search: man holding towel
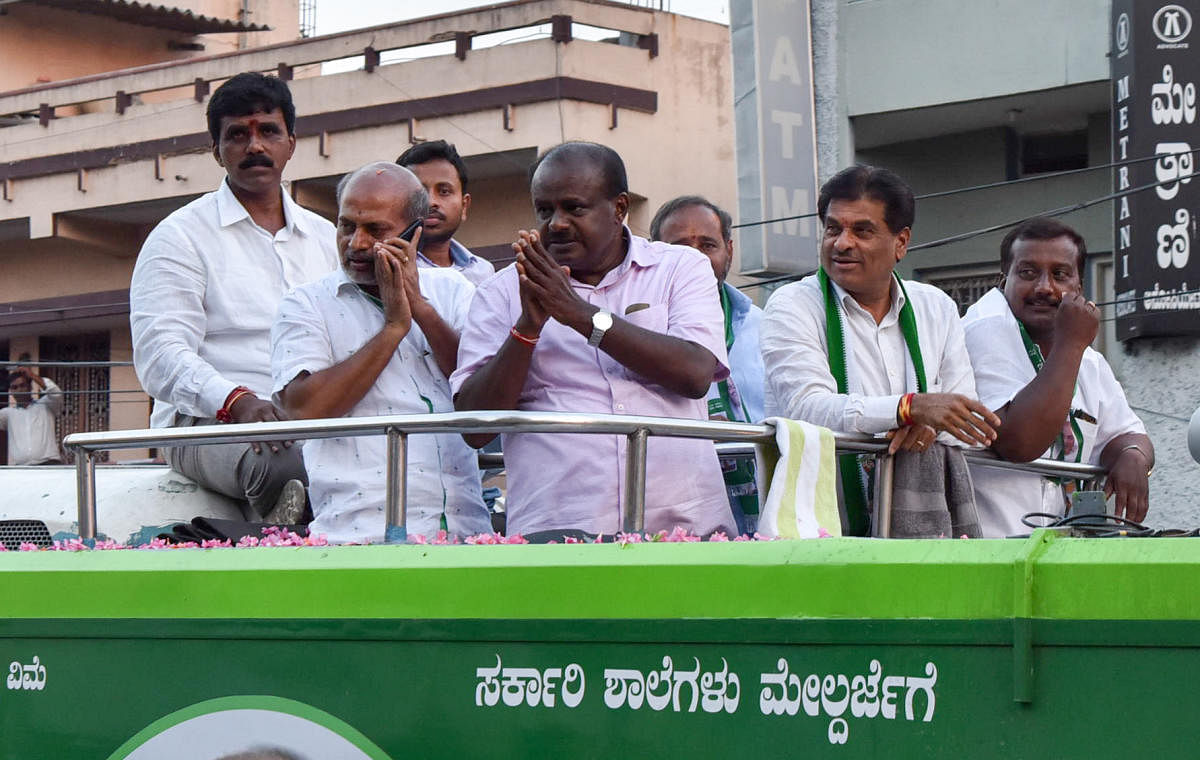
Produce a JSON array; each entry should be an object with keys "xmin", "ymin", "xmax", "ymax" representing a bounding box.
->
[{"xmin": 760, "ymin": 165, "xmax": 999, "ymax": 536}]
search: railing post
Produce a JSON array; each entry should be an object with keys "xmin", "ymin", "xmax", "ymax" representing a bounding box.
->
[
  {"xmin": 622, "ymin": 428, "xmax": 649, "ymax": 533},
  {"xmin": 872, "ymin": 453, "xmax": 895, "ymax": 538},
  {"xmin": 384, "ymin": 427, "xmax": 408, "ymax": 543},
  {"xmin": 74, "ymin": 449, "xmax": 97, "ymax": 540}
]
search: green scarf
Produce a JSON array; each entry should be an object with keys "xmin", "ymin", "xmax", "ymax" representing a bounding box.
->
[
  {"xmin": 1016, "ymin": 321, "xmax": 1085, "ymax": 488},
  {"xmin": 819, "ymin": 268, "xmax": 927, "ymax": 536},
  {"xmin": 707, "ymin": 285, "xmax": 757, "ymax": 520}
]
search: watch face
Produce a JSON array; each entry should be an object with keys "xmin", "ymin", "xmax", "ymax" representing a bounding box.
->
[{"xmin": 593, "ymin": 310, "xmax": 614, "ymax": 330}]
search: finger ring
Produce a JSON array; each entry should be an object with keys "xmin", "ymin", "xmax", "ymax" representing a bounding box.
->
[
  {"xmin": 401, "ymin": 256, "xmax": 408, "ymax": 263},
  {"xmin": 1087, "ymin": 300, "xmax": 1096, "ymax": 308}
]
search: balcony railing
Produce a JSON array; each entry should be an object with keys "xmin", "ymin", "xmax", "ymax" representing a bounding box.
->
[{"xmin": 63, "ymin": 411, "xmax": 1105, "ymax": 541}]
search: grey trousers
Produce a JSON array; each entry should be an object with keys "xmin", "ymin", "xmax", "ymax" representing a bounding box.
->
[{"xmin": 165, "ymin": 414, "xmax": 307, "ymax": 519}]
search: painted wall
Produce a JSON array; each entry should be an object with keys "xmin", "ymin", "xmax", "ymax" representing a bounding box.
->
[
  {"xmin": 0, "ymin": 2, "xmax": 299, "ymax": 95},
  {"xmin": 843, "ymin": 0, "xmax": 1110, "ymax": 117}
]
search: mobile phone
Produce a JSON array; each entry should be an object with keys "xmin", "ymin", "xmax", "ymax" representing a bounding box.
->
[{"xmin": 399, "ymin": 218, "xmax": 423, "ymax": 242}]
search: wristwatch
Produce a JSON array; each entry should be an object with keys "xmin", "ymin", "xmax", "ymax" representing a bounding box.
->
[{"xmin": 588, "ymin": 309, "xmax": 614, "ymax": 347}]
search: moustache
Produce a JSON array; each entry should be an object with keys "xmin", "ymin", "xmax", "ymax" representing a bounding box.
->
[
  {"xmin": 238, "ymin": 155, "xmax": 274, "ymax": 170},
  {"xmin": 1026, "ymin": 297, "xmax": 1060, "ymax": 308}
]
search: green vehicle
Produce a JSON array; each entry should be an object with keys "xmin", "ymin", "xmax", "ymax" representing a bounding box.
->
[{"xmin": 2, "ymin": 413, "xmax": 1194, "ymax": 759}]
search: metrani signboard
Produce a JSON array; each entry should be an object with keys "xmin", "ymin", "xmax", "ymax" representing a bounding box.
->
[
  {"xmin": 1112, "ymin": 0, "xmax": 1200, "ymax": 339},
  {"xmin": 730, "ymin": 0, "xmax": 820, "ymax": 276}
]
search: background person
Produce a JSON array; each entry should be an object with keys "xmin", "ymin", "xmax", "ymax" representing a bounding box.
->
[
  {"xmin": 397, "ymin": 139, "xmax": 495, "ymax": 286},
  {"xmin": 650, "ymin": 195, "xmax": 764, "ymax": 532},
  {"xmin": 0, "ymin": 363, "xmax": 65, "ymax": 465}
]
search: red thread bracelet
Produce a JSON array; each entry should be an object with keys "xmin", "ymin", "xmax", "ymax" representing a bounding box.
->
[
  {"xmin": 509, "ymin": 326, "xmax": 539, "ymax": 347},
  {"xmin": 216, "ymin": 386, "xmax": 252, "ymax": 423}
]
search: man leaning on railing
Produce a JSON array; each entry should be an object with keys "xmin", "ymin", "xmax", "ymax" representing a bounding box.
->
[{"xmin": 962, "ymin": 218, "xmax": 1154, "ymax": 536}]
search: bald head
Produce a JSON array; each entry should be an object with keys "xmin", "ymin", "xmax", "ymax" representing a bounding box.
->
[
  {"xmin": 336, "ymin": 162, "xmax": 429, "ymax": 290},
  {"xmin": 337, "ymin": 161, "xmax": 428, "ymax": 220}
]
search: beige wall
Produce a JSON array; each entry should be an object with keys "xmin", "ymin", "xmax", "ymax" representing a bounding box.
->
[
  {"xmin": 0, "ymin": 239, "xmax": 136, "ymax": 304},
  {"xmin": 0, "ymin": 2, "xmax": 299, "ymax": 94},
  {"xmin": 108, "ymin": 329, "xmax": 149, "ymax": 462},
  {"xmin": 0, "ymin": 5, "xmax": 187, "ymax": 94}
]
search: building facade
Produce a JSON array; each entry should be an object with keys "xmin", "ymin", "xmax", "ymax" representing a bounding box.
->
[
  {"xmin": 807, "ymin": 0, "xmax": 1200, "ymax": 525},
  {"xmin": 0, "ymin": 0, "xmax": 738, "ymax": 460}
]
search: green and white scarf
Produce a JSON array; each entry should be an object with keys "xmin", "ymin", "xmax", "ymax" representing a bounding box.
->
[
  {"xmin": 819, "ymin": 268, "xmax": 927, "ymax": 536},
  {"xmin": 707, "ymin": 285, "xmax": 758, "ymax": 520}
]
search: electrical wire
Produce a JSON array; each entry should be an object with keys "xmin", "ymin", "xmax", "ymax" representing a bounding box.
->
[
  {"xmin": 1128, "ymin": 405, "xmax": 1192, "ymax": 423},
  {"xmin": 736, "ymin": 168, "xmax": 1194, "ymax": 292},
  {"xmin": 730, "ymin": 145, "xmax": 1200, "ymax": 231},
  {"xmin": 1019, "ymin": 511, "xmax": 1200, "ymax": 538}
]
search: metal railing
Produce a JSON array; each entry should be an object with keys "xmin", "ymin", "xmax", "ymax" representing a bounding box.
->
[{"xmin": 63, "ymin": 411, "xmax": 1106, "ymax": 541}]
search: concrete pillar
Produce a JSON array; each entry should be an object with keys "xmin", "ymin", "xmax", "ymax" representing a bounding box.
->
[
  {"xmin": 108, "ymin": 327, "xmax": 150, "ymax": 462},
  {"xmin": 810, "ymin": 0, "xmax": 853, "ymax": 183},
  {"xmin": 1114, "ymin": 337, "xmax": 1200, "ymax": 527}
]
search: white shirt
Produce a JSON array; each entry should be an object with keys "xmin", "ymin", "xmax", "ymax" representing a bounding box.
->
[
  {"xmin": 130, "ymin": 180, "xmax": 337, "ymax": 427},
  {"xmin": 0, "ymin": 379, "xmax": 63, "ymax": 465},
  {"xmin": 417, "ymin": 239, "xmax": 496, "ymax": 287},
  {"xmin": 761, "ymin": 274, "xmax": 978, "ymax": 433},
  {"xmin": 271, "ymin": 267, "xmax": 492, "ymax": 544},
  {"xmin": 962, "ymin": 288, "xmax": 1147, "ymax": 537}
]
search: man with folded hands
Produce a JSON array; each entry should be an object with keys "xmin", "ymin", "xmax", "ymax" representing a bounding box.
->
[{"xmin": 452, "ymin": 142, "xmax": 736, "ymax": 538}]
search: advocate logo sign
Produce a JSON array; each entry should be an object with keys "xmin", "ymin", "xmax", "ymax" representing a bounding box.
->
[
  {"xmin": 1154, "ymin": 4, "xmax": 1192, "ymax": 48},
  {"xmin": 1117, "ymin": 12, "xmax": 1131, "ymax": 56}
]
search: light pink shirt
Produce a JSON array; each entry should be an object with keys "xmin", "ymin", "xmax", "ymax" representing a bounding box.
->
[{"xmin": 450, "ymin": 232, "xmax": 735, "ymax": 537}]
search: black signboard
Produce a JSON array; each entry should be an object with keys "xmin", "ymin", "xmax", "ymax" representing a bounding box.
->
[{"xmin": 1112, "ymin": 0, "xmax": 1200, "ymax": 339}]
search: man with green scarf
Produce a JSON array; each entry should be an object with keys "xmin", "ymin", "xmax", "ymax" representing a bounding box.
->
[
  {"xmin": 651, "ymin": 196, "xmax": 764, "ymax": 532},
  {"xmin": 963, "ymin": 217, "xmax": 1152, "ymax": 536},
  {"xmin": 760, "ymin": 165, "xmax": 1000, "ymax": 535}
]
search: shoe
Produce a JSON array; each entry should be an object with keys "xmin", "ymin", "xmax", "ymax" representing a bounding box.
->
[{"xmin": 262, "ymin": 479, "xmax": 306, "ymax": 525}]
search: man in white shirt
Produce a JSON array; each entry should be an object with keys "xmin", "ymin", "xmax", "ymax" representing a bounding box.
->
[
  {"xmin": 397, "ymin": 140, "xmax": 496, "ymax": 287},
  {"xmin": 0, "ymin": 366, "xmax": 64, "ymax": 465},
  {"xmin": 760, "ymin": 165, "xmax": 999, "ymax": 535},
  {"xmin": 962, "ymin": 217, "xmax": 1153, "ymax": 536},
  {"xmin": 130, "ymin": 72, "xmax": 337, "ymax": 522},
  {"xmin": 272, "ymin": 162, "xmax": 491, "ymax": 543},
  {"xmin": 650, "ymin": 195, "xmax": 765, "ymax": 533}
]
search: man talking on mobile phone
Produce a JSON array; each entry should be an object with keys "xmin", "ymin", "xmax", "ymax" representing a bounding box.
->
[{"xmin": 270, "ymin": 162, "xmax": 491, "ymax": 544}]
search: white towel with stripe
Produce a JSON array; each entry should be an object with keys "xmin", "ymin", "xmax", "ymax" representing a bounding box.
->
[{"xmin": 756, "ymin": 417, "xmax": 841, "ymax": 538}]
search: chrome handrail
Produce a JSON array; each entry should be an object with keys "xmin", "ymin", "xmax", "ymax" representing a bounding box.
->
[{"xmin": 64, "ymin": 411, "xmax": 1106, "ymax": 541}]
